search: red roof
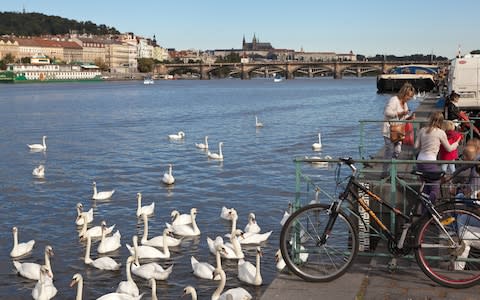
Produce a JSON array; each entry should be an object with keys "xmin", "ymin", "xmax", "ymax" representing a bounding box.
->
[{"xmin": 15, "ymin": 38, "xmax": 81, "ymax": 49}]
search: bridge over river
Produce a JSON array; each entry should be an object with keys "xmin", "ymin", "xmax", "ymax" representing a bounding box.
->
[{"xmin": 154, "ymin": 60, "xmax": 448, "ymax": 80}]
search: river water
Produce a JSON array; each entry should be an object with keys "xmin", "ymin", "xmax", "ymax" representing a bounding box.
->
[{"xmin": 0, "ymin": 78, "xmax": 393, "ymax": 299}]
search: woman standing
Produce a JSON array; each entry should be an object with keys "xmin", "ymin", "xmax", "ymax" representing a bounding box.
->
[
  {"xmin": 382, "ymin": 82, "xmax": 416, "ymax": 177},
  {"xmin": 415, "ymin": 112, "xmax": 461, "ymax": 204}
]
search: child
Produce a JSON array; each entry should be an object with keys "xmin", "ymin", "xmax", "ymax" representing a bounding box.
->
[{"xmin": 439, "ymin": 120, "xmax": 463, "ymax": 174}]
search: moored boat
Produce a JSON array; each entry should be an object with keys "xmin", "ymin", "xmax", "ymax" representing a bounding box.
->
[
  {"xmin": 143, "ymin": 76, "xmax": 154, "ymax": 85},
  {"xmin": 376, "ymin": 64, "xmax": 438, "ymax": 93}
]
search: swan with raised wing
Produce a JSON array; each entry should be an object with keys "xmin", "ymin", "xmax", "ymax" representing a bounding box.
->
[
  {"xmin": 131, "ymin": 252, "xmax": 173, "ymax": 280},
  {"xmin": 208, "ymin": 142, "xmax": 224, "ymax": 161},
  {"xmin": 79, "ymin": 216, "xmax": 115, "ymax": 239},
  {"xmin": 168, "ymin": 131, "xmax": 185, "ymax": 140},
  {"xmin": 32, "ymin": 165, "xmax": 45, "ymax": 178},
  {"xmin": 97, "ymin": 225, "xmax": 121, "ymax": 254},
  {"xmin": 75, "ymin": 203, "xmax": 93, "ymax": 226},
  {"xmin": 192, "ymin": 244, "xmax": 226, "ymax": 280},
  {"xmin": 183, "ymin": 286, "xmax": 198, "ymax": 300},
  {"xmin": 28, "ymin": 136, "xmax": 47, "ymax": 151},
  {"xmin": 244, "ymin": 213, "xmax": 261, "ymax": 234},
  {"xmin": 312, "ymin": 133, "xmax": 322, "ymax": 151},
  {"xmin": 10, "ymin": 226, "xmax": 35, "ymax": 258},
  {"xmin": 136, "ymin": 192, "xmax": 154, "ymax": 217},
  {"xmin": 255, "ymin": 115, "xmax": 264, "ymax": 128},
  {"xmin": 13, "ymin": 245, "xmax": 54, "ymax": 281},
  {"xmin": 32, "ymin": 265, "xmax": 56, "ymax": 300},
  {"xmin": 171, "ymin": 209, "xmax": 192, "ymax": 226},
  {"xmin": 116, "ymin": 256, "xmax": 139, "ymax": 297},
  {"xmin": 195, "ymin": 135, "xmax": 209, "ymax": 150},
  {"xmin": 238, "ymin": 247, "xmax": 263, "ymax": 286},
  {"xmin": 126, "ymin": 234, "xmax": 170, "ymax": 259},
  {"xmin": 141, "ymin": 213, "xmax": 182, "ymax": 247},
  {"xmin": 212, "ymin": 268, "xmax": 252, "ymax": 300},
  {"xmin": 84, "ymin": 234, "xmax": 121, "ymax": 270},
  {"xmin": 162, "ymin": 164, "xmax": 175, "ymax": 185},
  {"xmin": 166, "ymin": 208, "xmax": 201, "ymax": 236},
  {"xmin": 92, "ymin": 181, "xmax": 115, "ymax": 200}
]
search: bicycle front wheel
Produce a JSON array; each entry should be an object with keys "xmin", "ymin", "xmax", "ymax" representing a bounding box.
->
[
  {"xmin": 280, "ymin": 203, "xmax": 358, "ymax": 282},
  {"xmin": 415, "ymin": 203, "xmax": 480, "ymax": 288}
]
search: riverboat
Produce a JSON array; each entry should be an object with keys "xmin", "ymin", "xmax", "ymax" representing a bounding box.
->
[
  {"xmin": 376, "ymin": 64, "xmax": 438, "ymax": 93},
  {"xmin": 143, "ymin": 76, "xmax": 154, "ymax": 85},
  {"xmin": 0, "ymin": 63, "xmax": 103, "ymax": 83},
  {"xmin": 273, "ymin": 73, "xmax": 283, "ymax": 83},
  {"xmin": 448, "ymin": 53, "xmax": 480, "ymax": 109}
]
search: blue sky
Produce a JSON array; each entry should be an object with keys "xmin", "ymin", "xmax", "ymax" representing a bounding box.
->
[{"xmin": 2, "ymin": 0, "xmax": 478, "ymax": 58}]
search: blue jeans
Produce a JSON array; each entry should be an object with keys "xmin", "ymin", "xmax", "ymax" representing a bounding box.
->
[{"xmin": 383, "ymin": 136, "xmax": 402, "ymax": 174}]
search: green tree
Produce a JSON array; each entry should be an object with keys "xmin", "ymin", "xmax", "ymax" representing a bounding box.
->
[
  {"xmin": 94, "ymin": 58, "xmax": 108, "ymax": 71},
  {"xmin": 3, "ymin": 53, "xmax": 15, "ymax": 64},
  {"xmin": 137, "ymin": 58, "xmax": 155, "ymax": 73}
]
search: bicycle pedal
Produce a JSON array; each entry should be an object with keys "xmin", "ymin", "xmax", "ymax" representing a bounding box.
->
[{"xmin": 441, "ymin": 216, "xmax": 455, "ymax": 225}]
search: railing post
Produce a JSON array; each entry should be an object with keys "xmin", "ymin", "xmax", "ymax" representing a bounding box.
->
[
  {"xmin": 294, "ymin": 160, "xmax": 302, "ymax": 211},
  {"xmin": 359, "ymin": 121, "xmax": 365, "ymax": 158},
  {"xmin": 389, "ymin": 160, "xmax": 397, "ymax": 232}
]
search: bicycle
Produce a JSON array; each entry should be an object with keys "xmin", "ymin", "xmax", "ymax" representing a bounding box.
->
[{"xmin": 280, "ymin": 157, "xmax": 480, "ymax": 288}]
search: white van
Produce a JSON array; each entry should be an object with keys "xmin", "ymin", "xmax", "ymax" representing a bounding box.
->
[{"xmin": 448, "ymin": 54, "xmax": 480, "ymax": 108}]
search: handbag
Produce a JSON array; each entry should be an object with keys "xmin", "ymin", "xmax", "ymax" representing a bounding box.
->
[{"xmin": 389, "ymin": 122, "xmax": 406, "ymax": 143}]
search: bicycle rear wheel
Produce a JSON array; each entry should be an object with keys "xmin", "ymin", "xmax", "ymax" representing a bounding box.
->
[
  {"xmin": 280, "ymin": 203, "xmax": 358, "ymax": 282},
  {"xmin": 415, "ymin": 203, "xmax": 480, "ymax": 288}
]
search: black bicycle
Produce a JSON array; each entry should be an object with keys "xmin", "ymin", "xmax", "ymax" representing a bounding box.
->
[{"xmin": 280, "ymin": 158, "xmax": 480, "ymax": 288}]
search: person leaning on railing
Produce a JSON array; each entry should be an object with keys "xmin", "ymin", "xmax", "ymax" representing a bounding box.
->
[
  {"xmin": 415, "ymin": 112, "xmax": 461, "ymax": 204},
  {"xmin": 382, "ymin": 82, "xmax": 416, "ymax": 177}
]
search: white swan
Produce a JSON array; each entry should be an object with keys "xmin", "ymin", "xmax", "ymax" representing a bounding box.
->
[
  {"xmin": 126, "ymin": 234, "xmax": 170, "ymax": 259},
  {"xmin": 228, "ymin": 209, "xmax": 271, "ymax": 245},
  {"xmin": 307, "ymin": 155, "xmax": 332, "ymax": 168},
  {"xmin": 192, "ymin": 244, "xmax": 225, "ymax": 280},
  {"xmin": 150, "ymin": 278, "xmax": 158, "ymax": 300},
  {"xmin": 183, "ymin": 286, "xmax": 198, "ymax": 300},
  {"xmin": 136, "ymin": 192, "xmax": 155, "ymax": 217},
  {"xmin": 92, "ymin": 181, "xmax": 115, "ymax": 200},
  {"xmin": 28, "ymin": 135, "xmax": 47, "ymax": 151},
  {"xmin": 244, "ymin": 213, "xmax": 261, "ymax": 234},
  {"xmin": 116, "ymin": 256, "xmax": 139, "ymax": 297},
  {"xmin": 79, "ymin": 217, "xmax": 115, "ymax": 239},
  {"xmin": 141, "ymin": 213, "xmax": 182, "ymax": 247},
  {"xmin": 132, "ymin": 253, "xmax": 173, "ymax": 280},
  {"xmin": 275, "ymin": 249, "xmax": 286, "ymax": 271},
  {"xmin": 312, "ymin": 133, "xmax": 322, "ymax": 151},
  {"xmin": 162, "ymin": 164, "xmax": 175, "ymax": 185},
  {"xmin": 208, "ymin": 142, "xmax": 224, "ymax": 161},
  {"xmin": 166, "ymin": 208, "xmax": 201, "ymax": 236},
  {"xmin": 171, "ymin": 209, "xmax": 192, "ymax": 226},
  {"xmin": 168, "ymin": 131, "xmax": 185, "ymax": 140},
  {"xmin": 212, "ymin": 269, "xmax": 252, "ymax": 300},
  {"xmin": 238, "ymin": 247, "xmax": 263, "ymax": 286},
  {"xmin": 220, "ymin": 206, "xmax": 234, "ymax": 220},
  {"xmin": 255, "ymin": 115, "xmax": 264, "ymax": 128},
  {"xmin": 280, "ymin": 203, "xmax": 293, "ymax": 226},
  {"xmin": 84, "ymin": 234, "xmax": 121, "ymax": 270},
  {"xmin": 222, "ymin": 230, "xmax": 244, "ymax": 259},
  {"xmin": 32, "ymin": 165, "xmax": 45, "ymax": 178},
  {"xmin": 195, "ymin": 135, "xmax": 209, "ymax": 150},
  {"xmin": 70, "ymin": 273, "xmax": 84, "ymax": 300},
  {"xmin": 13, "ymin": 245, "xmax": 54, "ymax": 281},
  {"xmin": 32, "ymin": 265, "xmax": 57, "ymax": 300},
  {"xmin": 97, "ymin": 226, "xmax": 121, "ymax": 254},
  {"xmin": 309, "ymin": 188, "xmax": 320, "ymax": 204},
  {"xmin": 75, "ymin": 203, "xmax": 93, "ymax": 226},
  {"xmin": 10, "ymin": 226, "xmax": 35, "ymax": 258}
]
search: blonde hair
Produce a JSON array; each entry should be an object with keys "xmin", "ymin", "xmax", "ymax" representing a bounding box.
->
[
  {"xmin": 397, "ymin": 82, "xmax": 415, "ymax": 101},
  {"xmin": 427, "ymin": 111, "xmax": 444, "ymax": 133},
  {"xmin": 443, "ymin": 120, "xmax": 455, "ymax": 131}
]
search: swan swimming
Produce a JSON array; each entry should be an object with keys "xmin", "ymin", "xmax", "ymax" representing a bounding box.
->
[
  {"xmin": 238, "ymin": 247, "xmax": 263, "ymax": 286},
  {"xmin": 32, "ymin": 265, "xmax": 57, "ymax": 300},
  {"xmin": 312, "ymin": 133, "xmax": 322, "ymax": 151},
  {"xmin": 10, "ymin": 226, "xmax": 35, "ymax": 258},
  {"xmin": 13, "ymin": 245, "xmax": 54, "ymax": 281},
  {"xmin": 195, "ymin": 135, "xmax": 209, "ymax": 150},
  {"xmin": 141, "ymin": 213, "xmax": 182, "ymax": 247},
  {"xmin": 192, "ymin": 244, "xmax": 226, "ymax": 280},
  {"xmin": 71, "ymin": 273, "xmax": 144, "ymax": 300},
  {"xmin": 168, "ymin": 131, "xmax": 185, "ymax": 140},
  {"xmin": 84, "ymin": 234, "xmax": 121, "ymax": 270},
  {"xmin": 97, "ymin": 225, "xmax": 121, "ymax": 254},
  {"xmin": 32, "ymin": 165, "xmax": 45, "ymax": 178},
  {"xmin": 136, "ymin": 192, "xmax": 155, "ymax": 217},
  {"xmin": 207, "ymin": 142, "xmax": 224, "ymax": 161},
  {"xmin": 116, "ymin": 256, "xmax": 139, "ymax": 297},
  {"xmin": 171, "ymin": 209, "xmax": 193, "ymax": 226},
  {"xmin": 132, "ymin": 252, "xmax": 173, "ymax": 280},
  {"xmin": 228, "ymin": 209, "xmax": 272, "ymax": 245},
  {"xmin": 162, "ymin": 164, "xmax": 175, "ymax": 185},
  {"xmin": 220, "ymin": 206, "xmax": 234, "ymax": 220},
  {"xmin": 70, "ymin": 273, "xmax": 84, "ymax": 300},
  {"xmin": 212, "ymin": 268, "xmax": 252, "ymax": 300},
  {"xmin": 92, "ymin": 181, "xmax": 115, "ymax": 200},
  {"xmin": 166, "ymin": 208, "xmax": 201, "ymax": 236},
  {"xmin": 75, "ymin": 203, "xmax": 93, "ymax": 226},
  {"xmin": 78, "ymin": 217, "xmax": 115, "ymax": 239},
  {"xmin": 150, "ymin": 278, "xmax": 159, "ymax": 300},
  {"xmin": 255, "ymin": 115, "xmax": 264, "ymax": 128},
  {"xmin": 182, "ymin": 286, "xmax": 198, "ymax": 300},
  {"xmin": 126, "ymin": 234, "xmax": 170, "ymax": 259},
  {"xmin": 244, "ymin": 212, "xmax": 261, "ymax": 234},
  {"xmin": 27, "ymin": 136, "xmax": 47, "ymax": 151}
]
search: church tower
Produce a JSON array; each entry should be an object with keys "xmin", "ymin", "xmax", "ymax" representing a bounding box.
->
[{"xmin": 252, "ymin": 33, "xmax": 257, "ymax": 50}]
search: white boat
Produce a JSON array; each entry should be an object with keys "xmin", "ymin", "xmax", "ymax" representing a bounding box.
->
[
  {"xmin": 376, "ymin": 65, "xmax": 438, "ymax": 93},
  {"xmin": 143, "ymin": 76, "xmax": 154, "ymax": 85},
  {"xmin": 448, "ymin": 53, "xmax": 480, "ymax": 108},
  {"xmin": 273, "ymin": 73, "xmax": 283, "ymax": 83}
]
